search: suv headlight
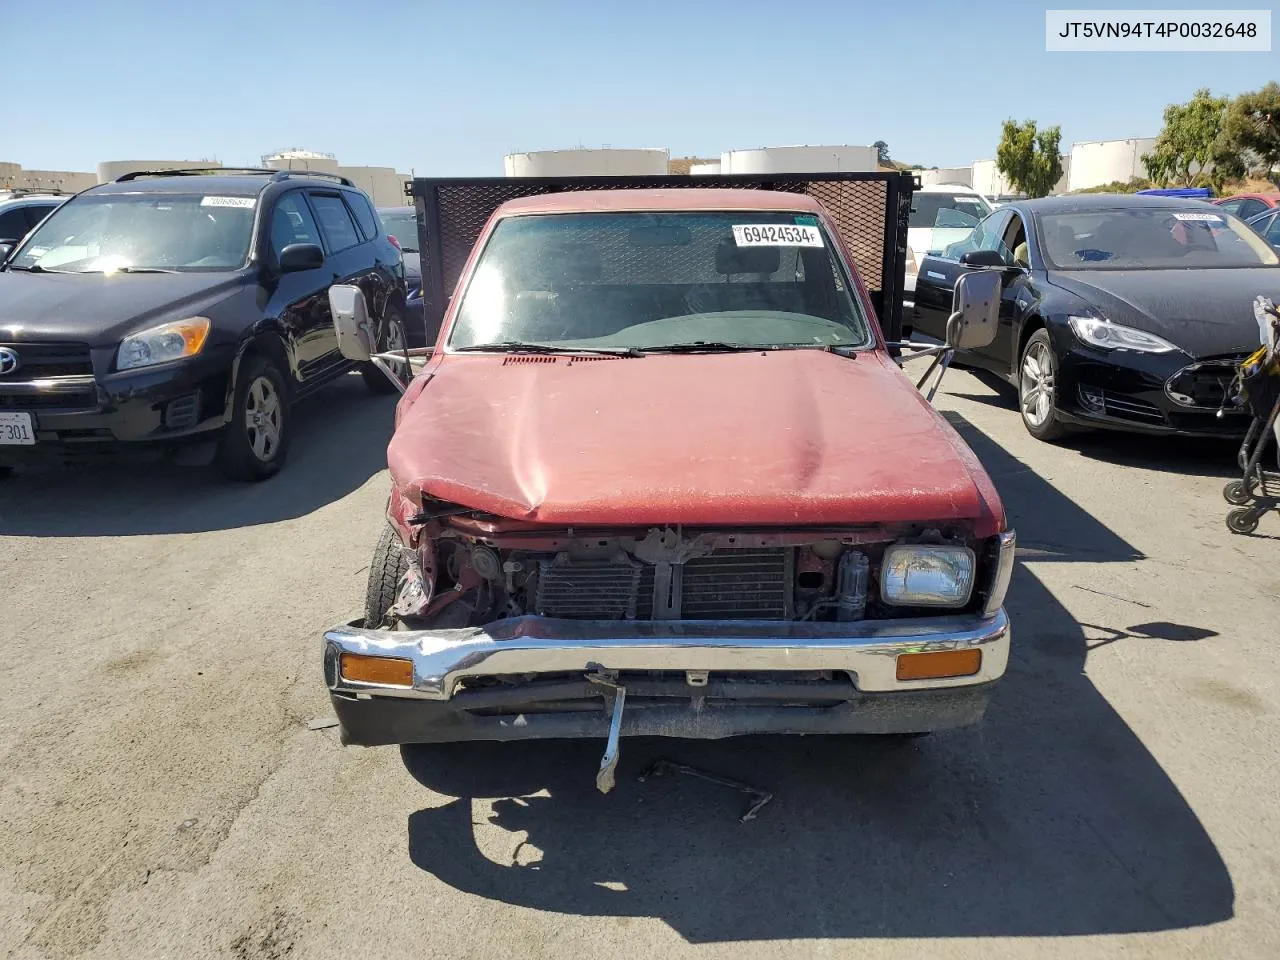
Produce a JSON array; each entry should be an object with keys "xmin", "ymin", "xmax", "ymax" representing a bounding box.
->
[
  {"xmin": 881, "ymin": 544, "xmax": 976, "ymax": 607},
  {"xmin": 1067, "ymin": 315, "xmax": 1178, "ymax": 353},
  {"xmin": 118, "ymin": 317, "xmax": 211, "ymax": 371}
]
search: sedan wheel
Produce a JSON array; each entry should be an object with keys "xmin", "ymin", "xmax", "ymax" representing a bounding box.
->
[{"xmin": 1018, "ymin": 329, "xmax": 1066, "ymax": 441}]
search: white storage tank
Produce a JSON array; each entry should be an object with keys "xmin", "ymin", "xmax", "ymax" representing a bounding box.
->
[
  {"xmin": 1067, "ymin": 138, "xmax": 1157, "ymax": 192},
  {"xmin": 504, "ymin": 148, "xmax": 669, "ymax": 177},
  {"xmin": 689, "ymin": 161, "xmax": 722, "ymax": 176},
  {"xmin": 720, "ymin": 145, "xmax": 879, "ymax": 174},
  {"xmin": 97, "ymin": 159, "xmax": 222, "ymax": 183},
  {"xmin": 262, "ymin": 149, "xmax": 340, "ymax": 175}
]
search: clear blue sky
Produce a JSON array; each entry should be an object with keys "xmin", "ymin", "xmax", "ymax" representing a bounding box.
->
[{"xmin": 2, "ymin": 0, "xmax": 1274, "ymax": 175}]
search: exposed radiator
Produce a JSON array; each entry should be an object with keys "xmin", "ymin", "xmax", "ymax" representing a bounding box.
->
[
  {"xmin": 680, "ymin": 549, "xmax": 792, "ymax": 620},
  {"xmin": 535, "ymin": 556, "xmax": 643, "ymax": 619},
  {"xmin": 533, "ymin": 548, "xmax": 792, "ymax": 620}
]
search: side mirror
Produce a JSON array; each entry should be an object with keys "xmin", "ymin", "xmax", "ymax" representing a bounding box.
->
[
  {"xmin": 328, "ymin": 284, "xmax": 373, "ymax": 362},
  {"xmin": 946, "ymin": 269, "xmax": 1001, "ymax": 350},
  {"xmin": 959, "ymin": 249, "xmax": 1007, "ymax": 269},
  {"xmin": 0, "ymin": 241, "xmax": 15, "ymax": 262},
  {"xmin": 279, "ymin": 243, "xmax": 324, "ymax": 274}
]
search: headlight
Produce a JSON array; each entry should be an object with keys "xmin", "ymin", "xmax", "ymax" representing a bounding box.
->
[
  {"xmin": 1067, "ymin": 315, "xmax": 1178, "ymax": 353},
  {"xmin": 880, "ymin": 544, "xmax": 976, "ymax": 607},
  {"xmin": 118, "ymin": 317, "xmax": 211, "ymax": 370}
]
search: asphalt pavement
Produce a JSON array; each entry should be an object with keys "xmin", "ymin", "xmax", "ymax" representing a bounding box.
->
[{"xmin": 1, "ymin": 368, "xmax": 1277, "ymax": 960}]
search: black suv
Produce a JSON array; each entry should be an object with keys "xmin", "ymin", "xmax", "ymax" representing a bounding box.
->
[{"xmin": 0, "ymin": 168, "xmax": 407, "ymax": 480}]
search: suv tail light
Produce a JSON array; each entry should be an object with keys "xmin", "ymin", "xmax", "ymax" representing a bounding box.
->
[{"xmin": 388, "ymin": 234, "xmax": 401, "ymax": 251}]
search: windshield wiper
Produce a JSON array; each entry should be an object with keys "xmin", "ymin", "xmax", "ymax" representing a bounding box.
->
[
  {"xmin": 636, "ymin": 341, "xmax": 774, "ymax": 354},
  {"xmin": 79, "ymin": 266, "xmax": 179, "ymax": 274},
  {"xmin": 454, "ymin": 340, "xmax": 643, "ymax": 357},
  {"xmin": 4, "ymin": 263, "xmax": 56, "ymax": 273}
]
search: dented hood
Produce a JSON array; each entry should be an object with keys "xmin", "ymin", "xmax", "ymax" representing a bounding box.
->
[{"xmin": 388, "ymin": 350, "xmax": 1003, "ymax": 531}]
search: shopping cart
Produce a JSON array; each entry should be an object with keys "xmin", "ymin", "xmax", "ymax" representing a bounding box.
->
[{"xmin": 1223, "ymin": 297, "xmax": 1280, "ymax": 535}]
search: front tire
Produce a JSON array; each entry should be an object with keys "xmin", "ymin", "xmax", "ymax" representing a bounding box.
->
[
  {"xmin": 361, "ymin": 308, "xmax": 409, "ymax": 394},
  {"xmin": 365, "ymin": 522, "xmax": 409, "ymax": 627},
  {"xmin": 1018, "ymin": 329, "xmax": 1067, "ymax": 442},
  {"xmin": 216, "ymin": 354, "xmax": 290, "ymax": 481}
]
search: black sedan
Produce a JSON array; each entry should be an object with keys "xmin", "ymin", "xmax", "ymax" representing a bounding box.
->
[{"xmin": 912, "ymin": 194, "xmax": 1280, "ymax": 441}]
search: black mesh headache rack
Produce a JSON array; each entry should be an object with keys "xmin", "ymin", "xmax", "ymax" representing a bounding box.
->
[{"xmin": 405, "ymin": 172, "xmax": 918, "ymax": 342}]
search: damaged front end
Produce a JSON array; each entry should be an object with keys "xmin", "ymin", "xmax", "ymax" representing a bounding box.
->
[{"xmin": 328, "ymin": 503, "xmax": 1015, "ymax": 793}]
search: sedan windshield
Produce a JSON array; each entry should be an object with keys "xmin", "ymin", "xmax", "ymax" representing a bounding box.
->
[
  {"xmin": 8, "ymin": 193, "xmax": 255, "ymax": 273},
  {"xmin": 378, "ymin": 210, "xmax": 418, "ymax": 252},
  {"xmin": 448, "ymin": 211, "xmax": 872, "ymax": 352},
  {"xmin": 1039, "ymin": 207, "xmax": 1279, "ymax": 270}
]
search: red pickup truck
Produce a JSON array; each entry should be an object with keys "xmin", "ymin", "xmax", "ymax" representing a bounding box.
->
[{"xmin": 321, "ymin": 175, "xmax": 1014, "ymax": 791}]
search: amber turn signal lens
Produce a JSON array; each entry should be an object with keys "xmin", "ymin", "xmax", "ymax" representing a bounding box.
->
[
  {"xmin": 896, "ymin": 649, "xmax": 982, "ymax": 681},
  {"xmin": 340, "ymin": 653, "xmax": 414, "ymax": 686}
]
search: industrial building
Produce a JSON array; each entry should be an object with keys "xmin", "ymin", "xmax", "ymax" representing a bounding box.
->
[
  {"xmin": 916, "ymin": 167, "xmax": 974, "ymax": 188},
  {"xmin": 971, "ymin": 156, "xmax": 1071, "ymax": 198},
  {"xmin": 260, "ymin": 150, "xmax": 411, "ymax": 207},
  {"xmin": 3, "ymin": 151, "xmax": 412, "ymax": 207},
  {"xmin": 1065, "ymin": 138, "xmax": 1157, "ymax": 191},
  {"xmin": 0, "ymin": 161, "xmax": 97, "ymax": 193}
]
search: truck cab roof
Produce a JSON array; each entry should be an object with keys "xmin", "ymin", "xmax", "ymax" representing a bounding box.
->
[{"xmin": 496, "ymin": 188, "xmax": 828, "ymax": 216}]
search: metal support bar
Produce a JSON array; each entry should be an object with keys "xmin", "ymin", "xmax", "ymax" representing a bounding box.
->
[{"xmin": 586, "ymin": 668, "xmax": 627, "ymax": 794}]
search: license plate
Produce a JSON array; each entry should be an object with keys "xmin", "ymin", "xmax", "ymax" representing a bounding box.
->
[{"xmin": 0, "ymin": 412, "xmax": 35, "ymax": 445}]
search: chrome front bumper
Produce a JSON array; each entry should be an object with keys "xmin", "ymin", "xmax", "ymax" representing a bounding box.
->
[{"xmin": 323, "ymin": 610, "xmax": 1010, "ymax": 745}]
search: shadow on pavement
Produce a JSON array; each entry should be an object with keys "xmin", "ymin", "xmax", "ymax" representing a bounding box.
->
[
  {"xmin": 400, "ymin": 412, "xmax": 1233, "ymax": 942},
  {"xmin": 950, "ymin": 368, "xmax": 1241, "ymax": 479},
  {"xmin": 0, "ymin": 375, "xmax": 394, "ymax": 536}
]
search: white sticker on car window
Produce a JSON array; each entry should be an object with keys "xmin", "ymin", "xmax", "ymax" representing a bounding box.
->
[
  {"xmin": 1171, "ymin": 212, "xmax": 1222, "ymax": 222},
  {"xmin": 732, "ymin": 224, "xmax": 824, "ymax": 247},
  {"xmin": 201, "ymin": 196, "xmax": 256, "ymax": 209}
]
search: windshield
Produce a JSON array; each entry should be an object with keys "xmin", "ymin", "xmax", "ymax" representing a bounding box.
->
[
  {"xmin": 909, "ymin": 193, "xmax": 991, "ymax": 230},
  {"xmin": 379, "ymin": 210, "xmax": 419, "ymax": 252},
  {"xmin": 1039, "ymin": 207, "xmax": 1280, "ymax": 270},
  {"xmin": 8, "ymin": 193, "xmax": 256, "ymax": 273},
  {"xmin": 448, "ymin": 211, "xmax": 872, "ymax": 352}
]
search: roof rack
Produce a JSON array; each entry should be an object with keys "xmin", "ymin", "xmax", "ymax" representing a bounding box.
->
[
  {"xmin": 114, "ymin": 167, "xmax": 277, "ymax": 182},
  {"xmin": 270, "ymin": 169, "xmax": 354, "ymax": 187},
  {"xmin": 112, "ymin": 167, "xmax": 355, "ymax": 187}
]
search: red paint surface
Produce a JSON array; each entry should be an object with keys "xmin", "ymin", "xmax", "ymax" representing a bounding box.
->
[
  {"xmin": 388, "ymin": 350, "xmax": 1004, "ymax": 537},
  {"xmin": 387, "ymin": 190, "xmax": 1005, "ymax": 539}
]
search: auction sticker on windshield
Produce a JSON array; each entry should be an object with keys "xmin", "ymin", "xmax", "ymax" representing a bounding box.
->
[
  {"xmin": 201, "ymin": 196, "xmax": 256, "ymax": 209},
  {"xmin": 1171, "ymin": 211, "xmax": 1223, "ymax": 221},
  {"xmin": 0, "ymin": 412, "xmax": 35, "ymax": 445},
  {"xmin": 733, "ymin": 224, "xmax": 824, "ymax": 247}
]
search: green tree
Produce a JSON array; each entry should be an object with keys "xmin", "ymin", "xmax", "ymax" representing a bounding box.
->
[
  {"xmin": 1142, "ymin": 88, "xmax": 1244, "ymax": 191},
  {"xmin": 995, "ymin": 120, "xmax": 1064, "ymax": 198},
  {"xmin": 1225, "ymin": 82, "xmax": 1280, "ymax": 186},
  {"xmin": 873, "ymin": 140, "xmax": 891, "ymax": 165}
]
